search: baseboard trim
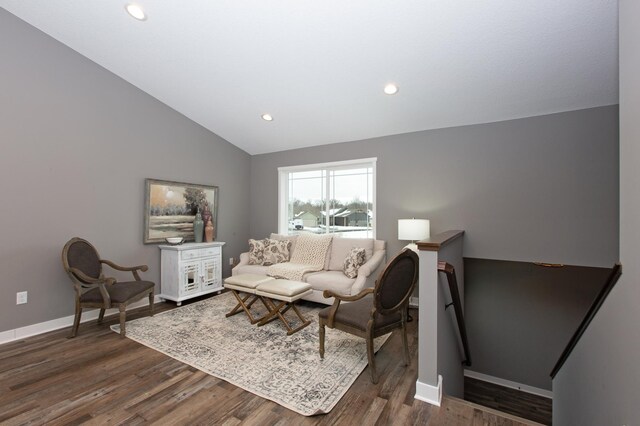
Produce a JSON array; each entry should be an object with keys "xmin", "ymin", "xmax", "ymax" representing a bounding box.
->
[
  {"xmin": 464, "ymin": 369, "xmax": 553, "ymax": 399},
  {"xmin": 0, "ymin": 296, "xmax": 161, "ymax": 345},
  {"xmin": 415, "ymin": 375, "xmax": 443, "ymax": 406},
  {"xmin": 409, "ymin": 296, "xmax": 419, "ymax": 309}
]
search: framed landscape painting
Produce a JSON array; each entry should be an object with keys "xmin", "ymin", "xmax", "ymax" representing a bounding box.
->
[{"xmin": 144, "ymin": 178, "xmax": 218, "ymax": 244}]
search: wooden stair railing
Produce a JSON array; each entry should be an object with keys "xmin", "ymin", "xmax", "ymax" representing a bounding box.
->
[
  {"xmin": 438, "ymin": 261, "xmax": 472, "ymax": 367},
  {"xmin": 550, "ymin": 262, "xmax": 622, "ymax": 378}
]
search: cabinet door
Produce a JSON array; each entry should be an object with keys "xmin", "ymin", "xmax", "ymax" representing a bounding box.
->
[
  {"xmin": 180, "ymin": 260, "xmax": 201, "ymax": 295},
  {"xmin": 201, "ymin": 257, "xmax": 220, "ymax": 290}
]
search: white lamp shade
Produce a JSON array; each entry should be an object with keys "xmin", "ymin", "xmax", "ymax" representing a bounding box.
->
[{"xmin": 398, "ymin": 219, "xmax": 430, "ymax": 241}]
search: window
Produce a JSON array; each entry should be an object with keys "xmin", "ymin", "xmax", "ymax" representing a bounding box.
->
[{"xmin": 278, "ymin": 158, "xmax": 376, "ymax": 238}]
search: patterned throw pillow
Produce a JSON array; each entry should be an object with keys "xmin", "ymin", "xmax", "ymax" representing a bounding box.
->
[
  {"xmin": 343, "ymin": 247, "xmax": 366, "ymax": 278},
  {"xmin": 262, "ymin": 238, "xmax": 292, "ymax": 266},
  {"xmin": 248, "ymin": 239, "xmax": 268, "ymax": 265}
]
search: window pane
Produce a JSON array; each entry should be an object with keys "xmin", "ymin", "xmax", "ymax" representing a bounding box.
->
[
  {"xmin": 280, "ymin": 159, "xmax": 375, "ymax": 239},
  {"xmin": 288, "ymin": 170, "xmax": 325, "ymax": 233},
  {"xmin": 328, "ymin": 167, "xmax": 373, "ymax": 238}
]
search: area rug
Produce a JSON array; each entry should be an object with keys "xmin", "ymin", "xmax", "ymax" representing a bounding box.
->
[{"xmin": 111, "ymin": 292, "xmax": 390, "ymax": 416}]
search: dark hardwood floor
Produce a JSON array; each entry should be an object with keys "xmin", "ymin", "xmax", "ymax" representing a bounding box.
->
[
  {"xmin": 0, "ymin": 296, "xmax": 541, "ymax": 425},
  {"xmin": 464, "ymin": 377, "xmax": 552, "ymax": 425}
]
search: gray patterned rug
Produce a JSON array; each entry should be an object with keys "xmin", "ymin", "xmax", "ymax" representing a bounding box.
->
[{"xmin": 111, "ymin": 292, "xmax": 389, "ymax": 416}]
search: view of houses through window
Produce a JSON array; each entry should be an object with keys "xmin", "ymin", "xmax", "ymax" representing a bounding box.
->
[{"xmin": 278, "ymin": 159, "xmax": 376, "ymax": 238}]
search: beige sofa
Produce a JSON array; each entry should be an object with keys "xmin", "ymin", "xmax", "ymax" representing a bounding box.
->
[{"xmin": 232, "ymin": 233, "xmax": 387, "ymax": 305}]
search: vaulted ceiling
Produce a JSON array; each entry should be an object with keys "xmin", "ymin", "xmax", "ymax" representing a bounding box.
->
[{"xmin": 0, "ymin": 1, "xmax": 618, "ymax": 155}]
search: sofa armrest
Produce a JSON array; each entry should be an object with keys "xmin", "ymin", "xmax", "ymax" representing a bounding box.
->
[
  {"xmin": 350, "ymin": 249, "xmax": 386, "ymax": 295},
  {"xmin": 232, "ymin": 252, "xmax": 250, "ymax": 276}
]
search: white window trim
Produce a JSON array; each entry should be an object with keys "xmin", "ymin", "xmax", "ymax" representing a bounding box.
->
[{"xmin": 278, "ymin": 158, "xmax": 377, "ymax": 238}]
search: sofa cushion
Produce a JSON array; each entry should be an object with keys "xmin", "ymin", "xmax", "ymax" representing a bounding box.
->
[
  {"xmin": 273, "ymin": 232, "xmax": 332, "ymax": 270},
  {"xmin": 329, "ymin": 238, "xmax": 374, "ymax": 271},
  {"xmin": 343, "ymin": 247, "xmax": 367, "ymax": 278},
  {"xmin": 270, "ymin": 233, "xmax": 298, "ymax": 254},
  {"xmin": 248, "ymin": 239, "xmax": 268, "ymax": 265},
  {"xmin": 305, "ymin": 270, "xmax": 355, "ymax": 295},
  {"xmin": 263, "ymin": 239, "xmax": 292, "ymax": 265},
  {"xmin": 234, "ymin": 263, "xmax": 271, "ymax": 276}
]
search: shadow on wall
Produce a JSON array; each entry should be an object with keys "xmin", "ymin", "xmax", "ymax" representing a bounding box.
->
[{"xmin": 463, "ymin": 258, "xmax": 611, "ymax": 391}]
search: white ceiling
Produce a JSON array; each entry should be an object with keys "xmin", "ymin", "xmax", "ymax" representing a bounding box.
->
[{"xmin": 0, "ymin": 1, "xmax": 618, "ymax": 155}]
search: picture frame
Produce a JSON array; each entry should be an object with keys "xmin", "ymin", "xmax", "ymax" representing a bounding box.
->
[{"xmin": 144, "ymin": 178, "xmax": 218, "ymax": 244}]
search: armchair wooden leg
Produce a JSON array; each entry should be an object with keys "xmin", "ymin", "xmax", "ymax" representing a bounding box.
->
[
  {"xmin": 401, "ymin": 319, "xmax": 410, "ymax": 366},
  {"xmin": 119, "ymin": 304, "xmax": 127, "ymax": 337},
  {"xmin": 148, "ymin": 290, "xmax": 155, "ymax": 316},
  {"xmin": 319, "ymin": 322, "xmax": 325, "ymax": 359},
  {"xmin": 366, "ymin": 334, "xmax": 378, "ymax": 384},
  {"xmin": 69, "ymin": 304, "xmax": 82, "ymax": 338},
  {"xmin": 97, "ymin": 308, "xmax": 105, "ymax": 324}
]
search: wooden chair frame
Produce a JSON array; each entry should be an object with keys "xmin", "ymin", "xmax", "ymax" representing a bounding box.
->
[
  {"xmin": 319, "ymin": 248, "xmax": 418, "ymax": 383},
  {"xmin": 62, "ymin": 237, "xmax": 155, "ymax": 337}
]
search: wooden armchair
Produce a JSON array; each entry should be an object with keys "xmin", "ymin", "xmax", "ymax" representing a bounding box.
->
[
  {"xmin": 62, "ymin": 237, "xmax": 155, "ymax": 337},
  {"xmin": 318, "ymin": 248, "xmax": 418, "ymax": 383}
]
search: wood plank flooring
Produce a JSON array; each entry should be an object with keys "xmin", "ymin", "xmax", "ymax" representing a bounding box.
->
[
  {"xmin": 464, "ymin": 377, "xmax": 552, "ymax": 425},
  {"xmin": 0, "ymin": 296, "xmax": 541, "ymax": 425}
]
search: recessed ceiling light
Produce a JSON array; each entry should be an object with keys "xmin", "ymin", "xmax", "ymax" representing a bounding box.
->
[
  {"xmin": 125, "ymin": 3, "xmax": 147, "ymax": 21},
  {"xmin": 384, "ymin": 83, "xmax": 399, "ymax": 95},
  {"xmin": 261, "ymin": 113, "xmax": 274, "ymax": 122}
]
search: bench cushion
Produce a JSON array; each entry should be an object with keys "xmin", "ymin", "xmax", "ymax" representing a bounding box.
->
[
  {"xmin": 225, "ymin": 274, "xmax": 275, "ymax": 289},
  {"xmin": 257, "ymin": 279, "xmax": 311, "ymax": 297}
]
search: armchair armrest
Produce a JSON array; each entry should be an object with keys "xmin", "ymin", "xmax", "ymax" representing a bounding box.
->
[
  {"xmin": 101, "ymin": 259, "xmax": 148, "ymax": 281},
  {"xmin": 232, "ymin": 252, "xmax": 250, "ymax": 275},
  {"xmin": 323, "ymin": 287, "xmax": 373, "ymax": 302},
  {"xmin": 350, "ymin": 250, "xmax": 386, "ymax": 295},
  {"xmin": 322, "ymin": 288, "xmax": 374, "ymax": 327},
  {"xmin": 68, "ymin": 268, "xmax": 115, "ymax": 308},
  {"xmin": 68, "ymin": 267, "xmax": 115, "ymax": 286}
]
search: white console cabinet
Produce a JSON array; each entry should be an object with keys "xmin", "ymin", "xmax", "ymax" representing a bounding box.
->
[{"xmin": 159, "ymin": 242, "xmax": 225, "ymax": 306}]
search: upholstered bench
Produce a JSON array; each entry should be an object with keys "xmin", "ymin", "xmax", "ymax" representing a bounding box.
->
[
  {"xmin": 224, "ymin": 274, "xmax": 275, "ymax": 324},
  {"xmin": 255, "ymin": 279, "xmax": 313, "ymax": 335}
]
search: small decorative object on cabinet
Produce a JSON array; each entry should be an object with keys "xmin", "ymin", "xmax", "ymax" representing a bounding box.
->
[
  {"xmin": 193, "ymin": 211, "xmax": 204, "ymax": 243},
  {"xmin": 205, "ymin": 219, "xmax": 214, "ymax": 242},
  {"xmin": 159, "ymin": 242, "xmax": 225, "ymax": 306}
]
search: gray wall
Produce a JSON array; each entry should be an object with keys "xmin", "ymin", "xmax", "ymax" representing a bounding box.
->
[
  {"xmin": 0, "ymin": 9, "xmax": 251, "ymax": 333},
  {"xmin": 250, "ymin": 106, "xmax": 619, "ymax": 394},
  {"xmin": 250, "ymin": 106, "xmax": 619, "ymax": 268},
  {"xmin": 466, "ymin": 259, "xmax": 610, "ymax": 391},
  {"xmin": 553, "ymin": 2, "xmax": 640, "ymax": 424}
]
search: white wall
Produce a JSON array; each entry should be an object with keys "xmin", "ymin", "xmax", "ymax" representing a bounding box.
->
[{"xmin": 553, "ymin": 2, "xmax": 640, "ymax": 424}]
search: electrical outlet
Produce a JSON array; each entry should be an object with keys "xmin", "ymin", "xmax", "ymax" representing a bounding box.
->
[
  {"xmin": 229, "ymin": 257, "xmax": 234, "ymax": 265},
  {"xmin": 16, "ymin": 291, "xmax": 28, "ymax": 305}
]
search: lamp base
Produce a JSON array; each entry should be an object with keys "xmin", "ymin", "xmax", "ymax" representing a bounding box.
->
[
  {"xmin": 403, "ymin": 242, "xmax": 419, "ymax": 322},
  {"xmin": 404, "ymin": 242, "xmax": 419, "ymax": 254}
]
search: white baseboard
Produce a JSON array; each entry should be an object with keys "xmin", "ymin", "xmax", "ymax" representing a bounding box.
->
[
  {"xmin": 0, "ymin": 296, "xmax": 161, "ymax": 345},
  {"xmin": 409, "ymin": 296, "xmax": 419, "ymax": 309},
  {"xmin": 415, "ymin": 375, "xmax": 443, "ymax": 406},
  {"xmin": 464, "ymin": 369, "xmax": 553, "ymax": 399}
]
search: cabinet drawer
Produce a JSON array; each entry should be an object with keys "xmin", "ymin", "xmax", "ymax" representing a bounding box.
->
[
  {"xmin": 202, "ymin": 246, "xmax": 220, "ymax": 257},
  {"xmin": 180, "ymin": 246, "xmax": 220, "ymax": 260},
  {"xmin": 180, "ymin": 250, "xmax": 200, "ymax": 261}
]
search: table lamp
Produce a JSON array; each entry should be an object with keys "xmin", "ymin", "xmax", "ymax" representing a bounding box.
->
[{"xmin": 398, "ymin": 218, "xmax": 430, "ymax": 253}]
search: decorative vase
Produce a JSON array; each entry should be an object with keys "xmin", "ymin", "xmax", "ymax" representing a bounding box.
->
[
  {"xmin": 205, "ymin": 219, "xmax": 214, "ymax": 242},
  {"xmin": 193, "ymin": 211, "xmax": 204, "ymax": 243},
  {"xmin": 201, "ymin": 204, "xmax": 212, "ymax": 231}
]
